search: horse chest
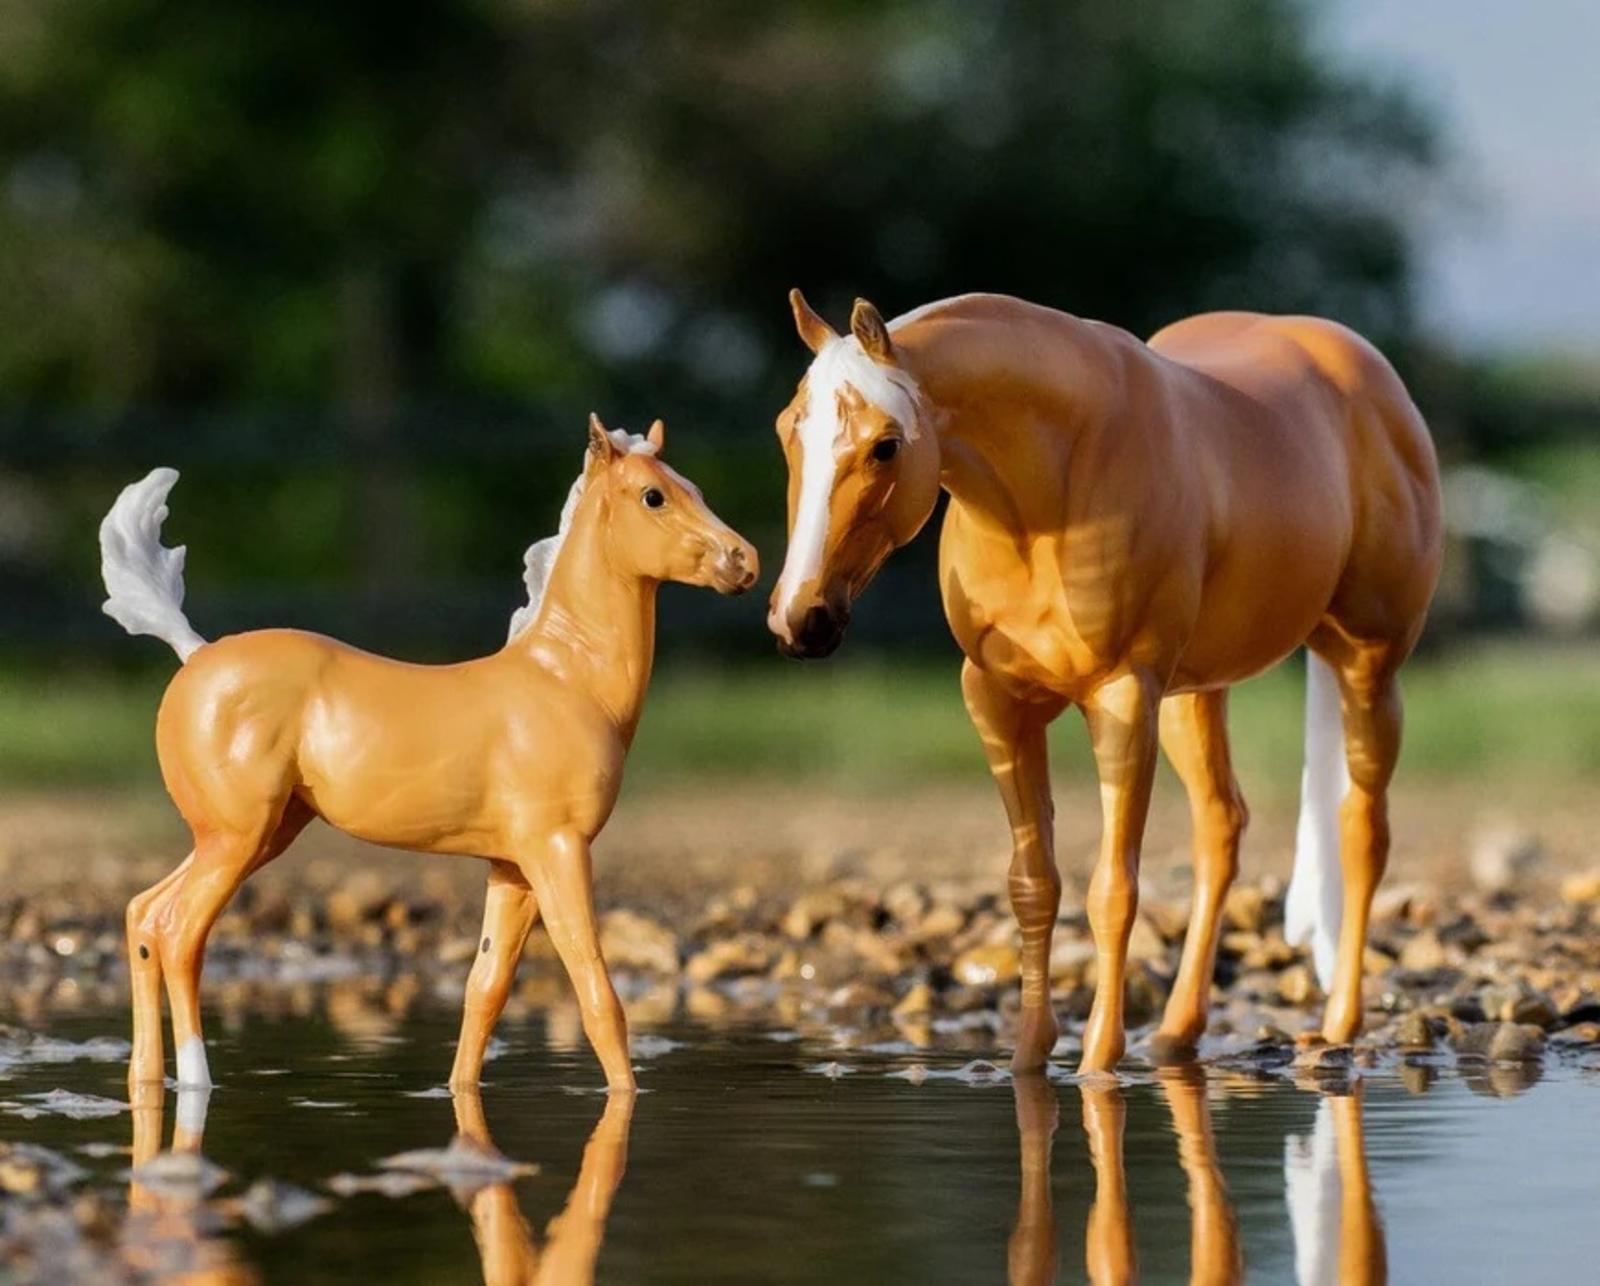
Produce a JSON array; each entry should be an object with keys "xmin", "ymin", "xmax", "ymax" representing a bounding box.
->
[{"xmin": 939, "ymin": 518, "xmax": 1118, "ymax": 699}]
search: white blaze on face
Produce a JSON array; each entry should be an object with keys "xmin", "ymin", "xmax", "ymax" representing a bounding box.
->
[{"xmin": 773, "ymin": 336, "xmax": 923, "ymax": 627}]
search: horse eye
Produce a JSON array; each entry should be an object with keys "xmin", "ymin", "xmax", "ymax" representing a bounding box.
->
[
  {"xmin": 642, "ymin": 487, "xmax": 666, "ymax": 509},
  {"xmin": 871, "ymin": 437, "xmax": 901, "ymax": 463}
]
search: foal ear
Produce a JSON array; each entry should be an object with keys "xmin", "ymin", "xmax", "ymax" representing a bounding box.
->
[
  {"xmin": 587, "ymin": 412, "xmax": 622, "ymax": 467},
  {"xmin": 789, "ymin": 288, "xmax": 837, "ymax": 354},
  {"xmin": 646, "ymin": 418, "xmax": 666, "ymax": 451},
  {"xmin": 851, "ymin": 298, "xmax": 894, "ymax": 364}
]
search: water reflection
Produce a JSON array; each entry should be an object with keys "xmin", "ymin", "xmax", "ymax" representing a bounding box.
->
[
  {"xmin": 1285, "ymin": 1086, "xmax": 1387, "ymax": 1286},
  {"xmin": 125, "ymin": 1081, "xmax": 632, "ymax": 1286},
  {"xmin": 452, "ymin": 1088, "xmax": 633, "ymax": 1286},
  {"xmin": 127, "ymin": 1083, "xmax": 252, "ymax": 1282},
  {"xmin": 1067, "ymin": 1072, "xmax": 1384, "ymax": 1286}
]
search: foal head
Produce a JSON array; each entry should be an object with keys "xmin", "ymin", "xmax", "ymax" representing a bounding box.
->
[
  {"xmin": 768, "ymin": 290, "xmax": 941, "ymax": 658},
  {"xmin": 584, "ymin": 414, "xmax": 759, "ymax": 595}
]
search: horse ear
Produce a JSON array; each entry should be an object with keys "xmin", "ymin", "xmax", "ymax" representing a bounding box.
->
[
  {"xmin": 790, "ymin": 288, "xmax": 837, "ymax": 354},
  {"xmin": 646, "ymin": 418, "xmax": 666, "ymax": 451},
  {"xmin": 851, "ymin": 298, "xmax": 894, "ymax": 364},
  {"xmin": 587, "ymin": 412, "xmax": 621, "ymax": 467}
]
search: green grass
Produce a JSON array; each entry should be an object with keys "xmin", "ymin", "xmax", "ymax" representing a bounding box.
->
[{"xmin": 7, "ymin": 644, "xmax": 1600, "ymax": 795}]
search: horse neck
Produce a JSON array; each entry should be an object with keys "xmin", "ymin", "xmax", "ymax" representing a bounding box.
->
[
  {"xmin": 505, "ymin": 501, "xmax": 657, "ymax": 737},
  {"xmin": 896, "ymin": 304, "xmax": 1123, "ymax": 521}
]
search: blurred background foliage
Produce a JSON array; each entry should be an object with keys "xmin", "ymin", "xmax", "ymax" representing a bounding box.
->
[{"xmin": 0, "ymin": 0, "xmax": 1598, "ymax": 785}]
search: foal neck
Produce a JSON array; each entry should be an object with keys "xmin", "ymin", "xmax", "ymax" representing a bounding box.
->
[{"xmin": 506, "ymin": 493, "xmax": 657, "ymax": 737}]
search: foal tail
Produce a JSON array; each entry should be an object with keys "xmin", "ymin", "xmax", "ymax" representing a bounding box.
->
[
  {"xmin": 1285, "ymin": 650, "xmax": 1348, "ymax": 990},
  {"xmin": 99, "ymin": 467, "xmax": 207, "ymax": 662}
]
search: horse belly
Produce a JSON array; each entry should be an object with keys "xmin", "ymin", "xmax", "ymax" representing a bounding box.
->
[{"xmin": 1172, "ymin": 516, "xmax": 1346, "ymax": 689}]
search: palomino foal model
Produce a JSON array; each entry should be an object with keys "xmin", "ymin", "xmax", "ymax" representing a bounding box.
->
[
  {"xmin": 102, "ymin": 417, "xmax": 757, "ymax": 1094},
  {"xmin": 770, "ymin": 291, "xmax": 1441, "ymax": 1075}
]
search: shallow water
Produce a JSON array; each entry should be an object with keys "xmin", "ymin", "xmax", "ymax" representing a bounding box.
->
[{"xmin": 4, "ymin": 1002, "xmax": 1599, "ymax": 1283}]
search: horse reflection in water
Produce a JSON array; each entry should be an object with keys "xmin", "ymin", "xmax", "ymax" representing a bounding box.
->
[
  {"xmin": 1006, "ymin": 1074, "xmax": 1385, "ymax": 1286},
  {"xmin": 126, "ymin": 1085, "xmax": 632, "ymax": 1286},
  {"xmin": 452, "ymin": 1089, "xmax": 632, "ymax": 1286},
  {"xmin": 127, "ymin": 1084, "xmax": 252, "ymax": 1283}
]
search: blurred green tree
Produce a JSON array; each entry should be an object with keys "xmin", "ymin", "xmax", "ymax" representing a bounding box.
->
[{"xmin": 0, "ymin": 0, "xmax": 1436, "ymax": 415}]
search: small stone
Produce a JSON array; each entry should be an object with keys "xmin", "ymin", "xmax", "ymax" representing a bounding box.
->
[
  {"xmin": 1469, "ymin": 822, "xmax": 1542, "ymax": 894},
  {"xmin": 1559, "ymin": 870, "xmax": 1600, "ymax": 904},
  {"xmin": 827, "ymin": 980, "xmax": 896, "ymax": 1010},
  {"xmin": 1222, "ymin": 885, "xmax": 1267, "ymax": 932},
  {"xmin": 1126, "ymin": 915, "xmax": 1168, "ymax": 963},
  {"xmin": 1551, "ymin": 1022, "xmax": 1600, "ymax": 1045},
  {"xmin": 1141, "ymin": 897, "xmax": 1190, "ymax": 943},
  {"xmin": 915, "ymin": 904, "xmax": 966, "ymax": 940},
  {"xmin": 892, "ymin": 982, "xmax": 934, "ymax": 1018},
  {"xmin": 1293, "ymin": 1042, "xmax": 1351, "ymax": 1071},
  {"xmin": 1398, "ymin": 930, "xmax": 1447, "ymax": 972},
  {"xmin": 1488, "ymin": 1023, "xmax": 1545, "ymax": 1063},
  {"xmin": 1277, "ymin": 964, "xmax": 1320, "ymax": 1006},
  {"xmin": 1049, "ymin": 937, "xmax": 1096, "ymax": 987},
  {"xmin": 1393, "ymin": 1009, "xmax": 1434, "ymax": 1050},
  {"xmin": 599, "ymin": 910, "xmax": 680, "ymax": 975},
  {"xmin": 951, "ymin": 943, "xmax": 1020, "ymax": 989},
  {"xmin": 781, "ymin": 889, "xmax": 848, "ymax": 941},
  {"xmin": 685, "ymin": 935, "xmax": 774, "ymax": 984}
]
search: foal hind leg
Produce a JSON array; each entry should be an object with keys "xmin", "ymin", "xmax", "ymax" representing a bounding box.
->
[
  {"xmin": 126, "ymin": 855, "xmax": 194, "ymax": 1091},
  {"xmin": 160, "ymin": 796, "xmax": 311, "ymax": 1086},
  {"xmin": 1152, "ymin": 690, "xmax": 1247, "ymax": 1060},
  {"xmin": 1315, "ymin": 634, "xmax": 1403, "ymax": 1045},
  {"xmin": 960, "ymin": 661, "xmax": 1068, "ymax": 1073},
  {"xmin": 450, "ymin": 861, "xmax": 541, "ymax": 1088}
]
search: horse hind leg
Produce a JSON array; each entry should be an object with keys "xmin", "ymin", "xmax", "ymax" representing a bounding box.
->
[
  {"xmin": 158, "ymin": 795, "xmax": 313, "ymax": 1087},
  {"xmin": 1311, "ymin": 630, "xmax": 1404, "ymax": 1045}
]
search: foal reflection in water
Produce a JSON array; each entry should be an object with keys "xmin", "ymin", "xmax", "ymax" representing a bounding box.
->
[
  {"xmin": 1006, "ymin": 1076, "xmax": 1385, "ymax": 1286},
  {"xmin": 128, "ymin": 1086, "xmax": 632, "ymax": 1286}
]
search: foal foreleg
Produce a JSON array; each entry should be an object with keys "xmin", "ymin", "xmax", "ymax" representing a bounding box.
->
[
  {"xmin": 960, "ymin": 661, "xmax": 1066, "ymax": 1073},
  {"xmin": 1321, "ymin": 646, "xmax": 1402, "ymax": 1045},
  {"xmin": 521, "ymin": 830, "xmax": 634, "ymax": 1092},
  {"xmin": 450, "ymin": 861, "xmax": 540, "ymax": 1088},
  {"xmin": 1080, "ymin": 670, "xmax": 1160, "ymax": 1076},
  {"xmin": 1153, "ymin": 691, "xmax": 1247, "ymax": 1058}
]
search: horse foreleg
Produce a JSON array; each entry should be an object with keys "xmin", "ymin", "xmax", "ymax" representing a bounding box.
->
[
  {"xmin": 961, "ymin": 660, "xmax": 1067, "ymax": 1073},
  {"xmin": 1320, "ymin": 644, "xmax": 1402, "ymax": 1045},
  {"xmin": 1152, "ymin": 690, "xmax": 1247, "ymax": 1059},
  {"xmin": 1080, "ymin": 670, "xmax": 1160, "ymax": 1076},
  {"xmin": 522, "ymin": 830, "xmax": 634, "ymax": 1093},
  {"xmin": 450, "ymin": 861, "xmax": 540, "ymax": 1089}
]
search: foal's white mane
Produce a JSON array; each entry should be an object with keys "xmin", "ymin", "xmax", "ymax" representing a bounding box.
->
[{"xmin": 507, "ymin": 429, "xmax": 658, "ymax": 641}]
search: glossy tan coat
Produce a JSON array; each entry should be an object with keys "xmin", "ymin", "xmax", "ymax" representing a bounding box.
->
[
  {"xmin": 118, "ymin": 419, "xmax": 757, "ymax": 1094},
  {"xmin": 770, "ymin": 292, "xmax": 1442, "ymax": 1075}
]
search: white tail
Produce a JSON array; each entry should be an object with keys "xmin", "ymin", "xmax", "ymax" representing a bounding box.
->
[
  {"xmin": 1285, "ymin": 650, "xmax": 1348, "ymax": 990},
  {"xmin": 99, "ymin": 467, "xmax": 207, "ymax": 662}
]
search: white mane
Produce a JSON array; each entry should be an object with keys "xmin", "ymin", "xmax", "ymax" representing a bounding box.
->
[
  {"xmin": 770, "ymin": 334, "xmax": 927, "ymax": 618},
  {"xmin": 507, "ymin": 429, "xmax": 658, "ymax": 641}
]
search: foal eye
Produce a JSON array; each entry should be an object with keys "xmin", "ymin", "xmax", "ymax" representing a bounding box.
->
[
  {"xmin": 870, "ymin": 437, "xmax": 901, "ymax": 463},
  {"xmin": 642, "ymin": 487, "xmax": 666, "ymax": 509}
]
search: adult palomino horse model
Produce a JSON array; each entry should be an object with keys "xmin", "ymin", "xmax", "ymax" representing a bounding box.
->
[
  {"xmin": 769, "ymin": 291, "xmax": 1441, "ymax": 1075},
  {"xmin": 102, "ymin": 416, "xmax": 757, "ymax": 1095}
]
